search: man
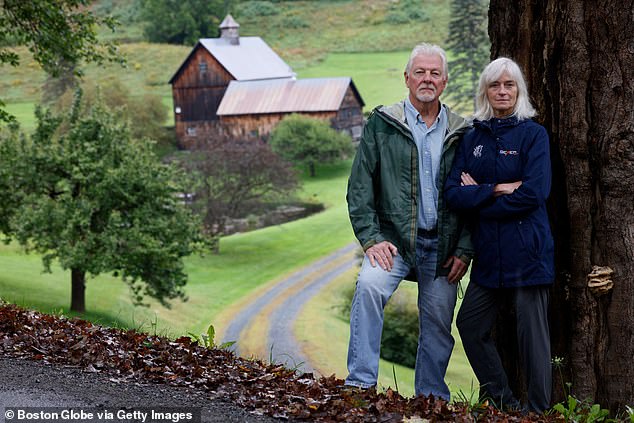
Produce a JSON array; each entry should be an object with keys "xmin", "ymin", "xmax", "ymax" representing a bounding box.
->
[{"xmin": 345, "ymin": 43, "xmax": 473, "ymax": 400}]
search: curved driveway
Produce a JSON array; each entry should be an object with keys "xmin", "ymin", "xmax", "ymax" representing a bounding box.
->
[{"xmin": 221, "ymin": 242, "xmax": 358, "ymax": 374}]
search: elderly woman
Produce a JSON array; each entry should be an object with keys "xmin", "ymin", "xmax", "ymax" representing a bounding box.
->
[{"xmin": 444, "ymin": 57, "xmax": 554, "ymax": 413}]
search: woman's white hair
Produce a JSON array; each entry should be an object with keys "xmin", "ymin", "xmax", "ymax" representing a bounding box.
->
[
  {"xmin": 474, "ymin": 57, "xmax": 537, "ymax": 121},
  {"xmin": 405, "ymin": 43, "xmax": 448, "ymax": 78}
]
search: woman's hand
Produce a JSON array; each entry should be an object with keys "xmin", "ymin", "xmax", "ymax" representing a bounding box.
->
[
  {"xmin": 462, "ymin": 172, "xmax": 522, "ymax": 197},
  {"xmin": 460, "ymin": 172, "xmax": 478, "ymax": 186},
  {"xmin": 493, "ymin": 181, "xmax": 522, "ymax": 197}
]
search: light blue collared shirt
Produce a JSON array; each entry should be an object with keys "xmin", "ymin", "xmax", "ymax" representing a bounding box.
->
[{"xmin": 404, "ymin": 98, "xmax": 448, "ymax": 231}]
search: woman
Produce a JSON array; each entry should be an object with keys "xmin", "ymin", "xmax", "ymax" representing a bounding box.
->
[{"xmin": 444, "ymin": 57, "xmax": 554, "ymax": 413}]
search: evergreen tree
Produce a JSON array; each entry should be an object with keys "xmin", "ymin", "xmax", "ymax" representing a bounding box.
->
[{"xmin": 445, "ymin": 0, "xmax": 490, "ymax": 111}]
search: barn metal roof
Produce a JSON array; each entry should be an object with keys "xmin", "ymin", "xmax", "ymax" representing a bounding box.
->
[
  {"xmin": 200, "ymin": 37, "xmax": 294, "ymax": 81},
  {"xmin": 217, "ymin": 77, "xmax": 362, "ymax": 115},
  {"xmin": 169, "ymin": 37, "xmax": 294, "ymax": 84}
]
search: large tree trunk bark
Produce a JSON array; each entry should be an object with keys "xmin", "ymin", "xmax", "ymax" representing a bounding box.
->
[
  {"xmin": 71, "ymin": 268, "xmax": 86, "ymax": 313},
  {"xmin": 488, "ymin": 0, "xmax": 634, "ymax": 413}
]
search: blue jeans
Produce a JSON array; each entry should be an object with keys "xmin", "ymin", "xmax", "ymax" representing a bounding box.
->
[{"xmin": 345, "ymin": 236, "xmax": 457, "ymax": 399}]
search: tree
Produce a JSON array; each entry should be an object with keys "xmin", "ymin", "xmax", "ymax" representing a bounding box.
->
[
  {"xmin": 53, "ymin": 78, "xmax": 169, "ymax": 145},
  {"xmin": 183, "ymin": 138, "xmax": 298, "ymax": 251},
  {"xmin": 488, "ymin": 0, "xmax": 633, "ymax": 413},
  {"xmin": 0, "ymin": 91, "xmax": 201, "ymax": 313},
  {"xmin": 445, "ymin": 0, "xmax": 490, "ymax": 111},
  {"xmin": 269, "ymin": 114, "xmax": 354, "ymax": 177},
  {"xmin": 140, "ymin": 0, "xmax": 237, "ymax": 45},
  {"xmin": 0, "ymin": 0, "xmax": 123, "ymax": 122}
]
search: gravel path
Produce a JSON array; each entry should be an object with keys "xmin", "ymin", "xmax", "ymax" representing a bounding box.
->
[
  {"xmin": 0, "ymin": 356, "xmax": 279, "ymax": 423},
  {"xmin": 221, "ymin": 243, "xmax": 358, "ymax": 373}
]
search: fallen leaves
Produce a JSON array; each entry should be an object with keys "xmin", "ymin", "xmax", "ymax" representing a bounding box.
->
[{"xmin": 0, "ymin": 303, "xmax": 555, "ymax": 422}]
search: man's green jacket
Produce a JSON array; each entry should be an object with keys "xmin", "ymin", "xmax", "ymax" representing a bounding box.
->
[{"xmin": 346, "ymin": 101, "xmax": 474, "ymax": 277}]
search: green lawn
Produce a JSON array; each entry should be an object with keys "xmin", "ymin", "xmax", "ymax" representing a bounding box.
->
[
  {"xmin": 297, "ymin": 51, "xmax": 410, "ymax": 112},
  {"xmin": 0, "ymin": 160, "xmax": 356, "ymax": 336},
  {"xmin": 0, "ymin": 155, "xmax": 477, "ymax": 399}
]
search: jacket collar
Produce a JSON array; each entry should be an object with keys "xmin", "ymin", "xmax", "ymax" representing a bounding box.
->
[
  {"xmin": 475, "ymin": 115, "xmax": 521, "ymax": 131},
  {"xmin": 376, "ymin": 100, "xmax": 471, "ymax": 138}
]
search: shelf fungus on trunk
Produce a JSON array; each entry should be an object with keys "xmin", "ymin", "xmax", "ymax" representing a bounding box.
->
[{"xmin": 587, "ymin": 265, "xmax": 614, "ymax": 296}]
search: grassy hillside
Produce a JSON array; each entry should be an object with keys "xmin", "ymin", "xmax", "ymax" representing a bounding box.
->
[
  {"xmin": 234, "ymin": 0, "xmax": 451, "ymax": 67},
  {"xmin": 0, "ymin": 0, "xmax": 478, "ymax": 397},
  {"xmin": 2, "ymin": 0, "xmax": 456, "ymax": 131},
  {"xmin": 87, "ymin": 0, "xmax": 451, "ymax": 65}
]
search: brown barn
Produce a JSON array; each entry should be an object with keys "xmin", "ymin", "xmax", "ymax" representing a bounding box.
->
[{"xmin": 169, "ymin": 15, "xmax": 364, "ymax": 148}]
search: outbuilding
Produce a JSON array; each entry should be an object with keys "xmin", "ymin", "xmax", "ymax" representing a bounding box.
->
[{"xmin": 169, "ymin": 15, "xmax": 364, "ymax": 148}]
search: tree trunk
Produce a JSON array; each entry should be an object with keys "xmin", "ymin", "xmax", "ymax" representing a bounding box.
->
[
  {"xmin": 71, "ymin": 268, "xmax": 86, "ymax": 313},
  {"xmin": 488, "ymin": 0, "xmax": 634, "ymax": 413}
]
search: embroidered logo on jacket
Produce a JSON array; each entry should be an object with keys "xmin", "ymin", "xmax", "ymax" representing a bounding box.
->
[
  {"xmin": 473, "ymin": 145, "xmax": 483, "ymax": 158},
  {"xmin": 499, "ymin": 149, "xmax": 518, "ymax": 156}
]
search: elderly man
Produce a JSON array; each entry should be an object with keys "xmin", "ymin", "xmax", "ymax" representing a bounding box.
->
[{"xmin": 345, "ymin": 43, "xmax": 473, "ymax": 399}]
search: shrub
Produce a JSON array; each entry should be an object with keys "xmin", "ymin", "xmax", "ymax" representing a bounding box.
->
[
  {"xmin": 282, "ymin": 15, "xmax": 309, "ymax": 29},
  {"xmin": 270, "ymin": 114, "xmax": 353, "ymax": 177},
  {"xmin": 54, "ymin": 78, "xmax": 169, "ymax": 145},
  {"xmin": 340, "ymin": 281, "xmax": 418, "ymax": 368},
  {"xmin": 238, "ymin": 1, "xmax": 280, "ymax": 19},
  {"xmin": 385, "ymin": 0, "xmax": 429, "ymax": 24}
]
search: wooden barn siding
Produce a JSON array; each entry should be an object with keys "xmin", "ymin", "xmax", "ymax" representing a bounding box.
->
[
  {"xmin": 332, "ymin": 87, "xmax": 364, "ymax": 136},
  {"xmin": 221, "ymin": 112, "xmax": 337, "ymax": 138},
  {"xmin": 173, "ymin": 87, "xmax": 227, "ymax": 121},
  {"xmin": 172, "ymin": 46, "xmax": 234, "ymax": 124},
  {"xmin": 176, "ymin": 111, "xmax": 337, "ymax": 149},
  {"xmin": 172, "ymin": 46, "xmax": 233, "ymax": 88}
]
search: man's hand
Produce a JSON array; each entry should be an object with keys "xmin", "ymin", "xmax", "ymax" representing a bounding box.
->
[
  {"xmin": 443, "ymin": 255, "xmax": 468, "ymax": 284},
  {"xmin": 493, "ymin": 181, "xmax": 522, "ymax": 197},
  {"xmin": 366, "ymin": 241, "xmax": 399, "ymax": 272}
]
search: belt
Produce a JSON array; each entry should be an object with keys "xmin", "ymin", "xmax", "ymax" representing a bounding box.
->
[{"xmin": 417, "ymin": 227, "xmax": 438, "ymax": 238}]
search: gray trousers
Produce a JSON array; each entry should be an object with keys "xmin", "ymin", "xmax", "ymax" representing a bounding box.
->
[{"xmin": 457, "ymin": 282, "xmax": 552, "ymax": 413}]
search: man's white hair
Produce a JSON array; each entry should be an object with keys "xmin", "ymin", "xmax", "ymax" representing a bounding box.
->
[
  {"xmin": 474, "ymin": 57, "xmax": 537, "ymax": 121},
  {"xmin": 405, "ymin": 43, "xmax": 448, "ymax": 78}
]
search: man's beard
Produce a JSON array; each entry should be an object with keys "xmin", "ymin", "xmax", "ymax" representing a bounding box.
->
[{"xmin": 416, "ymin": 85, "xmax": 437, "ymax": 103}]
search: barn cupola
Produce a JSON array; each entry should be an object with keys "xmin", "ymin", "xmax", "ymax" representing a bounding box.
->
[{"xmin": 219, "ymin": 14, "xmax": 240, "ymax": 45}]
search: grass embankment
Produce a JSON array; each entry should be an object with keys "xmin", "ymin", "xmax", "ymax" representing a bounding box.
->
[
  {"xmin": 0, "ymin": 161, "xmax": 353, "ymax": 333},
  {"xmin": 0, "ymin": 157, "xmax": 477, "ymax": 397}
]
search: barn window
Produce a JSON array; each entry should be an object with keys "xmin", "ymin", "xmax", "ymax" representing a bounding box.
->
[
  {"xmin": 199, "ymin": 61, "xmax": 208, "ymax": 74},
  {"xmin": 186, "ymin": 127, "xmax": 197, "ymax": 136}
]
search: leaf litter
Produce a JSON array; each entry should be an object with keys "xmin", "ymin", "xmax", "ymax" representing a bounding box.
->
[{"xmin": 0, "ymin": 303, "xmax": 556, "ymax": 422}]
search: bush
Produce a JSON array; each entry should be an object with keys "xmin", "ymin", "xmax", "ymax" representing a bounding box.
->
[
  {"xmin": 340, "ymin": 281, "xmax": 418, "ymax": 368},
  {"xmin": 381, "ymin": 289, "xmax": 419, "ymax": 368},
  {"xmin": 270, "ymin": 114, "xmax": 353, "ymax": 177},
  {"xmin": 238, "ymin": 1, "xmax": 279, "ymax": 19},
  {"xmin": 54, "ymin": 78, "xmax": 169, "ymax": 145},
  {"xmin": 385, "ymin": 0, "xmax": 429, "ymax": 24},
  {"xmin": 282, "ymin": 15, "xmax": 309, "ymax": 29}
]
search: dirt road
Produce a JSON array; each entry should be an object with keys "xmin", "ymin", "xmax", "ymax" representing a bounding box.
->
[{"xmin": 220, "ymin": 243, "xmax": 358, "ymax": 374}]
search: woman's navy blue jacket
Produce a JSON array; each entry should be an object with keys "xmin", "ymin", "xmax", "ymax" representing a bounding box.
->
[{"xmin": 444, "ymin": 116, "xmax": 554, "ymax": 288}]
